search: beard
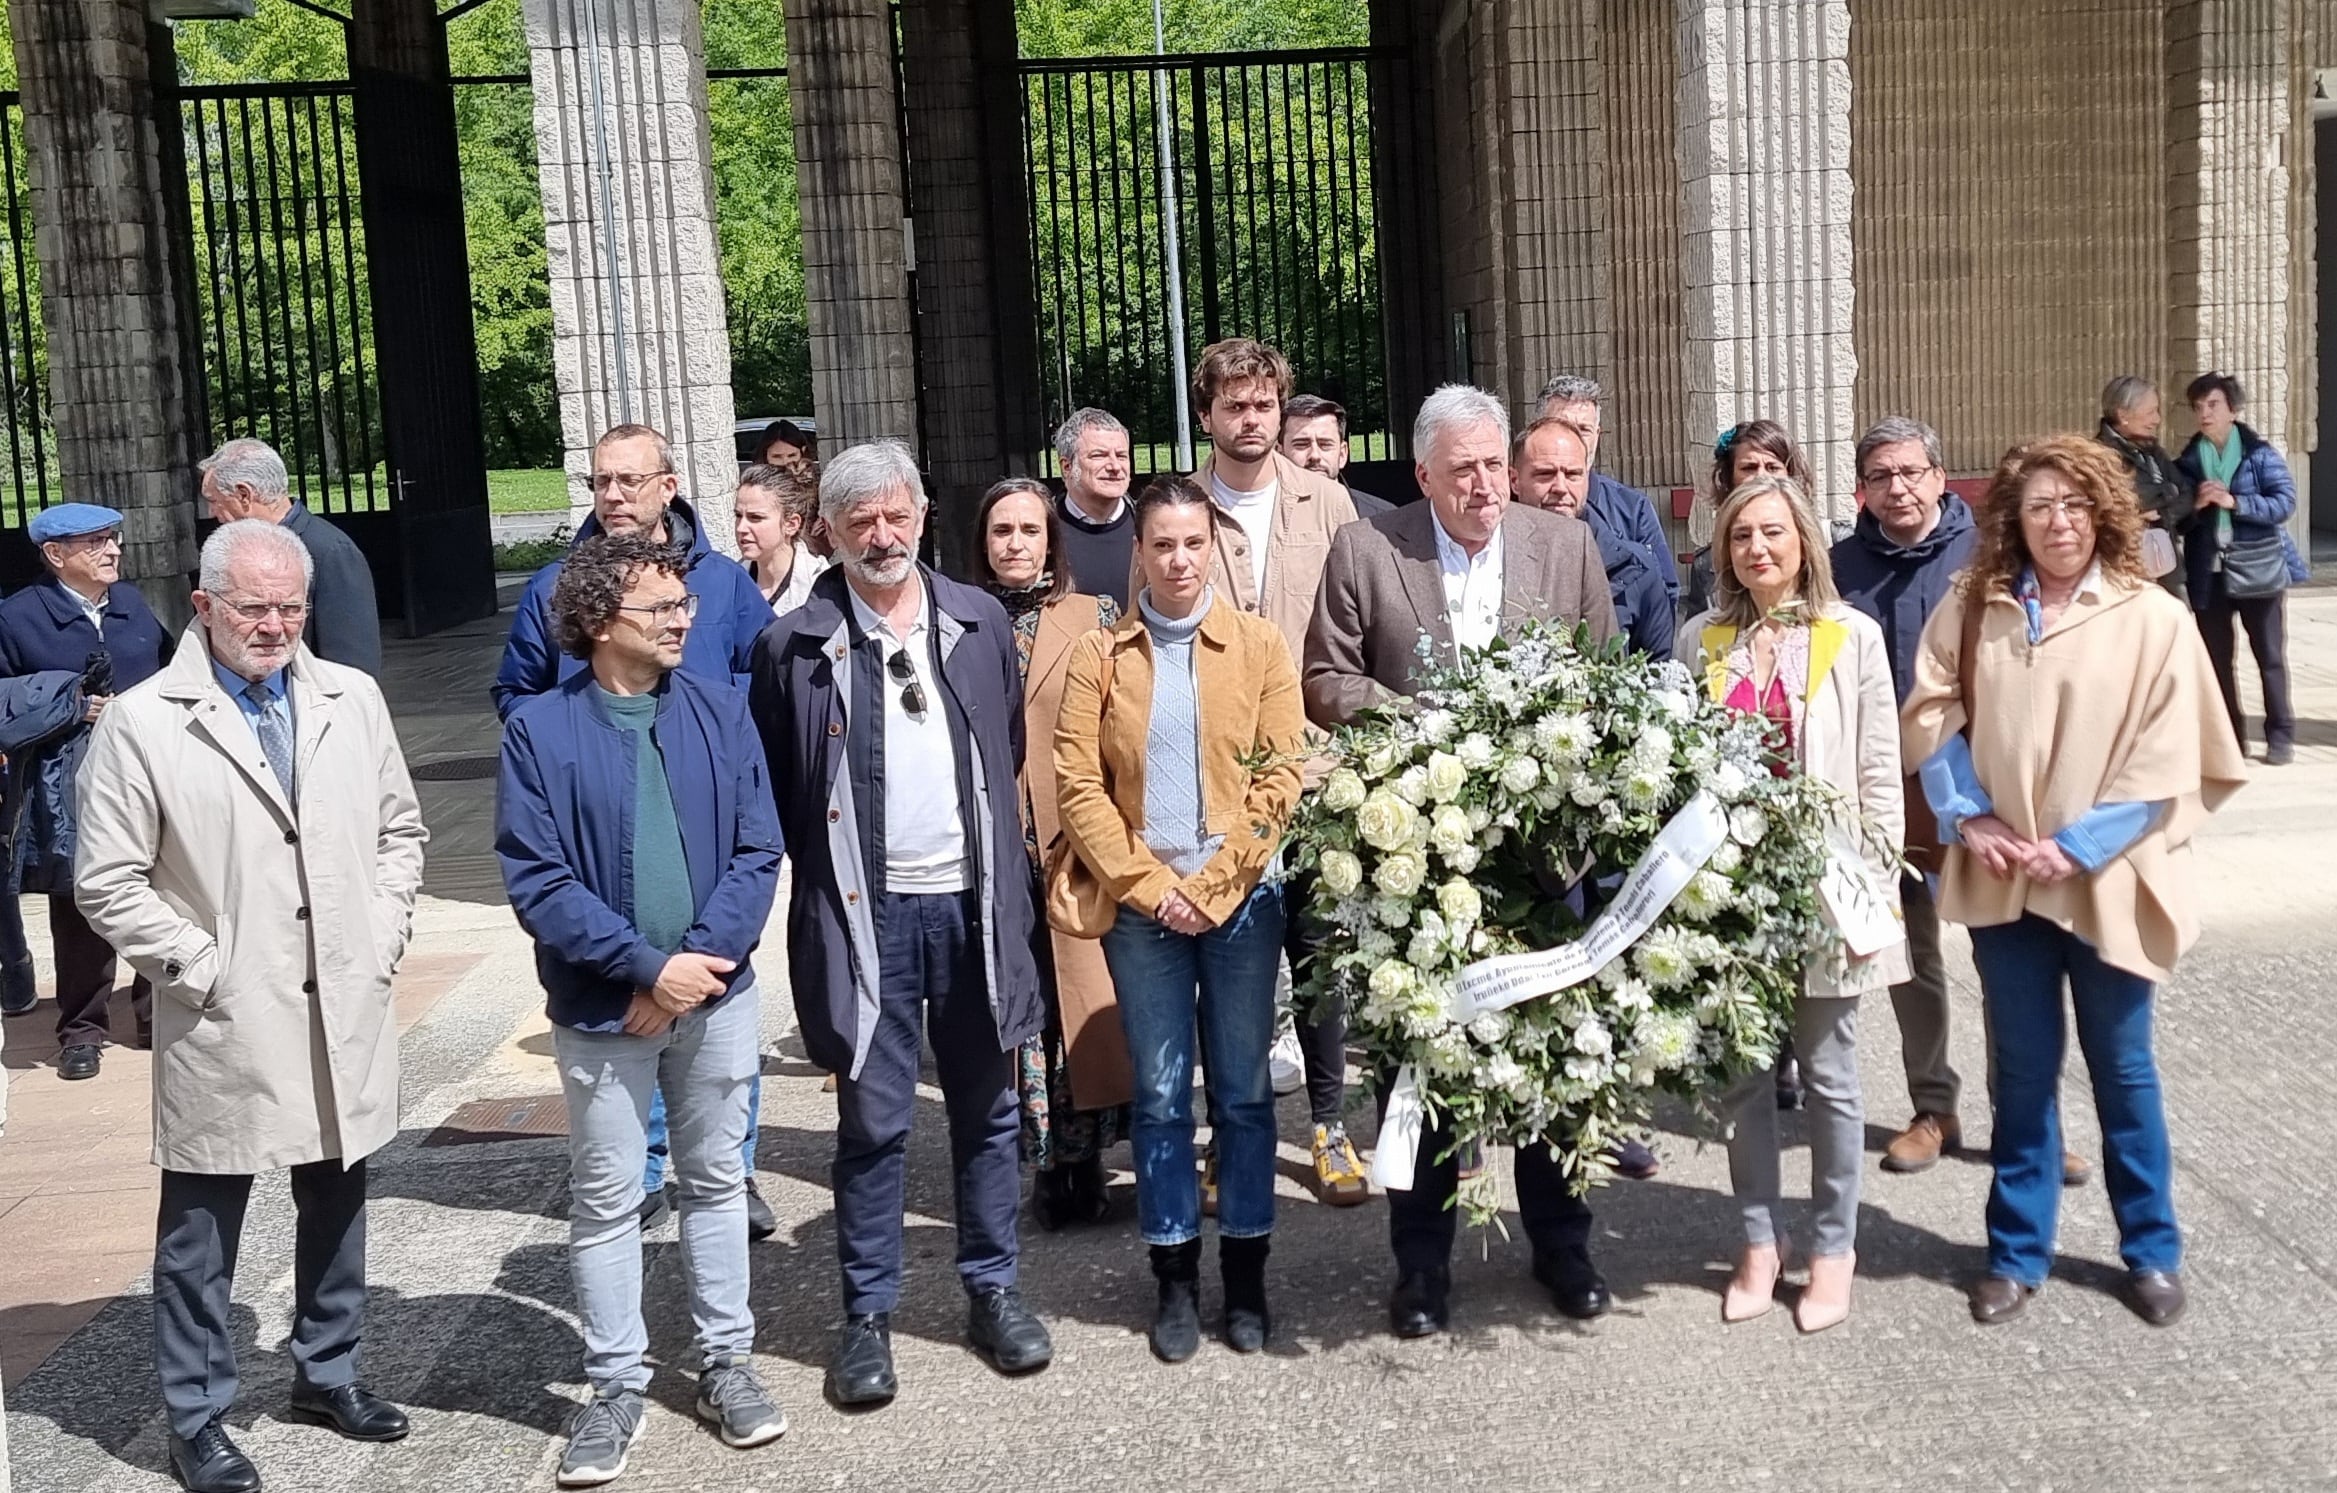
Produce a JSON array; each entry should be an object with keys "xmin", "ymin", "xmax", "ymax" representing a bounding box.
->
[{"xmin": 843, "ymin": 543, "xmax": 914, "ymax": 587}]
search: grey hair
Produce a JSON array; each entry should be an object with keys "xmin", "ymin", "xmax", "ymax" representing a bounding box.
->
[
  {"xmin": 2100, "ymin": 375, "xmax": 2158, "ymax": 421},
  {"xmin": 1854, "ymin": 416, "xmax": 1943, "ymax": 476},
  {"xmin": 1412, "ymin": 384, "xmax": 1510, "ymax": 464},
  {"xmin": 1052, "ymin": 407, "xmax": 1128, "ymax": 475},
  {"xmin": 200, "ymin": 437, "xmax": 290, "ymax": 500},
  {"xmin": 817, "ymin": 438, "xmax": 928, "ymax": 523},
  {"xmin": 199, "ymin": 517, "xmax": 314, "ymax": 596},
  {"xmin": 1534, "ymin": 373, "xmax": 1604, "ymax": 410}
]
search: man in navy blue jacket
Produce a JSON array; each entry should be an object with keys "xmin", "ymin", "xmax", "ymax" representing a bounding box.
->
[
  {"xmin": 1512, "ymin": 416, "xmax": 1676, "ymax": 660},
  {"xmin": 495, "ymin": 532, "xmax": 786, "ymax": 1485},
  {"xmin": 0, "ymin": 502, "xmax": 174, "ymax": 1074},
  {"xmin": 1536, "ymin": 374, "xmax": 1681, "ymax": 608}
]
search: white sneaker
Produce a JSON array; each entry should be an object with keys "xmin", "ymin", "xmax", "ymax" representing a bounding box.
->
[{"xmin": 1269, "ymin": 1027, "xmax": 1305, "ymax": 1096}]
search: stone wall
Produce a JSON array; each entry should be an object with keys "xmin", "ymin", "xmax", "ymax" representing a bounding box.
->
[
  {"xmin": 1602, "ymin": 0, "xmax": 1690, "ymax": 493},
  {"xmin": 522, "ymin": 0, "xmax": 738, "ymax": 542},
  {"xmin": 7, "ymin": 0, "xmax": 198, "ymax": 604}
]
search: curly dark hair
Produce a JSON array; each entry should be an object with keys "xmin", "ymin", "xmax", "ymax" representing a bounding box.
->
[
  {"xmin": 549, "ymin": 533, "xmax": 691, "ymax": 660},
  {"xmin": 1962, "ymin": 434, "xmax": 2147, "ymax": 600}
]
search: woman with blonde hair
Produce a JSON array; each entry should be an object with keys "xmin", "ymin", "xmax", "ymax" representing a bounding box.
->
[
  {"xmin": 1678, "ymin": 472, "xmax": 1906, "ymax": 1333},
  {"xmin": 1903, "ymin": 434, "xmax": 2246, "ymax": 1328}
]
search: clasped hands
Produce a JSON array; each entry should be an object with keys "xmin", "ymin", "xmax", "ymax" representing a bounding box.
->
[
  {"xmin": 622, "ymin": 950, "xmax": 738, "ymax": 1035},
  {"xmin": 1154, "ymin": 888, "xmax": 1218, "ymax": 936},
  {"xmin": 1958, "ymin": 814, "xmax": 2080, "ymax": 885}
]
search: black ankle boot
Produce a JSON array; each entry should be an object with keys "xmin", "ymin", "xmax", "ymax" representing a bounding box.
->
[
  {"xmin": 1067, "ymin": 1153, "xmax": 1111, "ymax": 1223},
  {"xmin": 1220, "ymin": 1234, "xmax": 1272, "ymax": 1352},
  {"xmin": 1032, "ymin": 1166, "xmax": 1073, "ymax": 1232},
  {"xmin": 1149, "ymin": 1240, "xmax": 1202, "ymax": 1363}
]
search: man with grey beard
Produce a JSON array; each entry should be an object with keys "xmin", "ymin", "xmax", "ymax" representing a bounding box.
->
[{"xmin": 747, "ymin": 440, "xmax": 1053, "ymax": 1408}]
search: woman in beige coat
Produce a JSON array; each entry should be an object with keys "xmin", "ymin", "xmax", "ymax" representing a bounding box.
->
[
  {"xmin": 1679, "ymin": 472, "xmax": 1906, "ymax": 1334},
  {"xmin": 1903, "ymin": 435, "xmax": 2246, "ymax": 1330}
]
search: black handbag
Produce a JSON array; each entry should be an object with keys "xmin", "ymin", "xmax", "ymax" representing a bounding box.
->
[{"xmin": 2220, "ymin": 530, "xmax": 2289, "ymax": 600}]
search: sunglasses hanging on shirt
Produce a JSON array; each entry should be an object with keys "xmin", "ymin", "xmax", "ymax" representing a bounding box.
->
[{"xmin": 885, "ymin": 647, "xmax": 927, "ymax": 718}]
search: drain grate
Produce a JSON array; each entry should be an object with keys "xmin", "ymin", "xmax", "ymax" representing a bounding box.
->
[
  {"xmin": 410, "ymin": 755, "xmax": 499, "ymax": 782},
  {"xmin": 421, "ymin": 1095, "xmax": 570, "ymax": 1147}
]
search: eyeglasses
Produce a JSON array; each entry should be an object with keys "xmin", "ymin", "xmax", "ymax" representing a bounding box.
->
[
  {"xmin": 885, "ymin": 647, "xmax": 927, "ymax": 717},
  {"xmin": 1860, "ymin": 464, "xmax": 1936, "ymax": 489},
  {"xmin": 616, "ymin": 593, "xmax": 700, "ymax": 625},
  {"xmin": 223, "ymin": 599, "xmax": 308, "ymax": 623},
  {"xmin": 53, "ymin": 530, "xmax": 122, "ymax": 549},
  {"xmin": 589, "ymin": 469, "xmax": 673, "ymax": 495},
  {"xmin": 2020, "ymin": 497, "xmax": 2097, "ymax": 521}
]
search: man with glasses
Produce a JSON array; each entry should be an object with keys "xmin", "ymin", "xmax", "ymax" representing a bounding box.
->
[
  {"xmin": 0, "ymin": 503, "xmax": 173, "ymax": 1073},
  {"xmin": 495, "ymin": 423, "xmax": 784, "ymax": 1235},
  {"xmin": 75, "ymin": 519, "xmax": 426, "ymax": 1493},
  {"xmin": 201, "ymin": 437, "xmax": 382, "ymax": 676},
  {"xmin": 1534, "ymin": 374, "xmax": 1680, "ymax": 608},
  {"xmin": 750, "ymin": 439, "xmax": 1054, "ymax": 1408},
  {"xmin": 496, "ymin": 532, "xmax": 786, "ymax": 1487}
]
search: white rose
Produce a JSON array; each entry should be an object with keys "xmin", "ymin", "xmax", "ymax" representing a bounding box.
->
[
  {"xmin": 1499, "ymin": 755, "xmax": 1541, "ymax": 794},
  {"xmin": 1367, "ymin": 958, "xmax": 1415, "ymax": 1004},
  {"xmin": 1456, "ymin": 732, "xmax": 1497, "ymax": 770},
  {"xmin": 1395, "ymin": 765, "xmax": 1432, "ymax": 806},
  {"xmin": 1373, "ymin": 851, "xmax": 1427, "ymax": 898},
  {"xmin": 1436, "ymin": 879, "xmax": 1483, "ymax": 930},
  {"xmin": 1356, "ymin": 790, "xmax": 1418, "ymax": 851},
  {"xmin": 1321, "ymin": 768, "xmax": 1368, "ymax": 813},
  {"xmin": 1428, "ymin": 804, "xmax": 1473, "ymax": 855},
  {"xmin": 1318, "ymin": 849, "xmax": 1364, "ymax": 898},
  {"xmin": 1424, "ymin": 751, "xmax": 1468, "ymax": 804}
]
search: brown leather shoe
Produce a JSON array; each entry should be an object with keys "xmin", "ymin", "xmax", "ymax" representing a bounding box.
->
[
  {"xmin": 1881, "ymin": 1112, "xmax": 1962, "ymax": 1173},
  {"xmin": 2125, "ymin": 1270, "xmax": 2185, "ymax": 1326},
  {"xmin": 1968, "ymin": 1276, "xmax": 2036, "ymax": 1325},
  {"xmin": 2062, "ymin": 1151, "xmax": 2091, "ymax": 1188}
]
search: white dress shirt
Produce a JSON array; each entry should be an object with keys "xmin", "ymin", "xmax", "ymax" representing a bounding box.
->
[
  {"xmin": 846, "ymin": 577, "xmax": 970, "ymax": 894},
  {"xmin": 1430, "ymin": 510, "xmax": 1505, "ymax": 651}
]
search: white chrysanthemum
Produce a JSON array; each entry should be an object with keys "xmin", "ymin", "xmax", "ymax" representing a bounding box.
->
[
  {"xmin": 1436, "ymin": 879, "xmax": 1483, "ymax": 930},
  {"xmin": 1532, "ymin": 712, "xmax": 1596, "ymax": 763},
  {"xmin": 1417, "ymin": 708, "xmax": 1457, "ymax": 745},
  {"xmin": 1321, "ymin": 768, "xmax": 1368, "ymax": 813},
  {"xmin": 1356, "ymin": 790, "xmax": 1418, "ymax": 851},
  {"xmin": 1467, "ymin": 1009, "xmax": 1512, "ymax": 1046},
  {"xmin": 1427, "ymin": 1029, "xmax": 1474, "ymax": 1075},
  {"xmin": 1729, "ymin": 806, "xmax": 1770, "ymax": 845},
  {"xmin": 1427, "ymin": 804, "xmax": 1473, "ymax": 856},
  {"xmin": 1318, "ymin": 849, "xmax": 1364, "ymax": 898},
  {"xmin": 1395, "ymin": 765, "xmax": 1432, "ymax": 807},
  {"xmin": 1499, "ymin": 755, "xmax": 1542, "ymax": 794},
  {"xmin": 1424, "ymin": 751, "xmax": 1467, "ymax": 803},
  {"xmin": 1456, "ymin": 732, "xmax": 1497, "ymax": 770},
  {"xmin": 1621, "ymin": 769, "xmax": 1668, "ymax": 809},
  {"xmin": 1610, "ymin": 976, "xmax": 1655, "ymax": 1014},
  {"xmin": 1633, "ymin": 926, "xmax": 1699, "ymax": 989},
  {"xmin": 1632, "ymin": 725, "xmax": 1675, "ymax": 766},
  {"xmin": 1676, "ymin": 869, "xmax": 1732, "ymax": 920},
  {"xmin": 1630, "ymin": 1010, "xmax": 1698, "ymax": 1071},
  {"xmin": 1373, "ymin": 852, "xmax": 1427, "ymax": 898}
]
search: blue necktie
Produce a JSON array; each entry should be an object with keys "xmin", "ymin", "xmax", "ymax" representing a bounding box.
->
[{"xmin": 242, "ymin": 681, "xmax": 295, "ymax": 801}]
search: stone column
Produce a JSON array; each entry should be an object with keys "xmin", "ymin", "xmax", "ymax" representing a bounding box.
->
[
  {"xmin": 783, "ymin": 0, "xmax": 920, "ymax": 451},
  {"xmin": 522, "ymin": 0, "xmax": 738, "ymax": 543},
  {"xmin": 6, "ymin": 0, "xmax": 198, "ymax": 607},
  {"xmin": 2169, "ymin": 0, "xmax": 2311, "ymax": 501},
  {"xmin": 1675, "ymin": 0, "xmax": 1857, "ymax": 520}
]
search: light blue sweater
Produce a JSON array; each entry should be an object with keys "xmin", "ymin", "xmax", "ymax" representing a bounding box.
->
[{"xmin": 1137, "ymin": 587, "xmax": 1223, "ymax": 878}]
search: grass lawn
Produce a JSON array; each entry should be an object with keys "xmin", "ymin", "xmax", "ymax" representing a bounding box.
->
[{"xmin": 487, "ymin": 468, "xmax": 571, "ymax": 514}]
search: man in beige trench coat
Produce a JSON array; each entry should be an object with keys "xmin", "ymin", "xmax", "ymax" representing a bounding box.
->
[{"xmin": 75, "ymin": 519, "xmax": 427, "ymax": 1493}]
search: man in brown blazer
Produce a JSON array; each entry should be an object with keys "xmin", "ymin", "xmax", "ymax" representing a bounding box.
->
[{"xmin": 1302, "ymin": 383, "xmax": 1618, "ymax": 1340}]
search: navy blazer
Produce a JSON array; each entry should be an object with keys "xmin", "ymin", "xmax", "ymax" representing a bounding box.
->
[
  {"xmin": 0, "ymin": 579, "xmax": 173, "ymax": 688},
  {"xmin": 281, "ymin": 502, "xmax": 383, "ymax": 676},
  {"xmin": 495, "ymin": 669, "xmax": 784, "ymax": 1031}
]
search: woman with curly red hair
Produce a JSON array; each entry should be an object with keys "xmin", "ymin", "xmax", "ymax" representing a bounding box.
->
[{"xmin": 1902, "ymin": 434, "xmax": 2248, "ymax": 1330}]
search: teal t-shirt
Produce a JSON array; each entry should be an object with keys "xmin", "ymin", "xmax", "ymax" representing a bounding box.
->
[{"xmin": 596, "ymin": 687, "xmax": 694, "ymax": 956}]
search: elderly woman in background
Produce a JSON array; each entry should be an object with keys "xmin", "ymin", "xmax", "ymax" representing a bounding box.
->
[
  {"xmin": 1055, "ymin": 476, "xmax": 1304, "ymax": 1363},
  {"xmin": 1679, "ymin": 472, "xmax": 1906, "ymax": 1334},
  {"xmin": 2177, "ymin": 373, "xmax": 2306, "ymax": 767},
  {"xmin": 967, "ymin": 477, "xmax": 1131, "ymax": 1231},
  {"xmin": 734, "ymin": 462, "xmax": 829, "ymax": 615},
  {"xmin": 2094, "ymin": 375, "xmax": 2193, "ymax": 600},
  {"xmin": 1904, "ymin": 435, "xmax": 2247, "ymax": 1329}
]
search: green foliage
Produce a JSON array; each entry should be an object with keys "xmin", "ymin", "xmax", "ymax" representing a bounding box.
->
[{"xmin": 1016, "ymin": 0, "xmax": 1367, "ymax": 57}]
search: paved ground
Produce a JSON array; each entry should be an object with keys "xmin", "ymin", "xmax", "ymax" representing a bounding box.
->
[{"xmin": 4, "ymin": 588, "xmax": 2337, "ymax": 1492}]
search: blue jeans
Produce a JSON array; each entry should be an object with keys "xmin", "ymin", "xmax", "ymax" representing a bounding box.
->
[
  {"xmin": 1102, "ymin": 880, "xmax": 1283, "ymax": 1245},
  {"xmin": 644, "ymin": 1069, "xmax": 761, "ymax": 1194},
  {"xmin": 552, "ymin": 985, "xmax": 761, "ymax": 1393},
  {"xmin": 1970, "ymin": 914, "xmax": 2180, "ymax": 1286}
]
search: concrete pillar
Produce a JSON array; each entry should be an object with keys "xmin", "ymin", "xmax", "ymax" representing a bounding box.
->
[
  {"xmin": 783, "ymin": 0, "xmax": 920, "ymax": 452},
  {"xmin": 6, "ymin": 0, "xmax": 198, "ymax": 606},
  {"xmin": 522, "ymin": 0, "xmax": 738, "ymax": 544},
  {"xmin": 1675, "ymin": 0, "xmax": 1857, "ymax": 520}
]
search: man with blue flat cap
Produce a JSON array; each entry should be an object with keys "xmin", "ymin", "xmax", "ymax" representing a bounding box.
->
[{"xmin": 0, "ymin": 501, "xmax": 173, "ymax": 1076}]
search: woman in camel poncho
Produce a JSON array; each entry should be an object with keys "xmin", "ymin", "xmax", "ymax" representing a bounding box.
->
[{"xmin": 1902, "ymin": 434, "xmax": 2247, "ymax": 1332}]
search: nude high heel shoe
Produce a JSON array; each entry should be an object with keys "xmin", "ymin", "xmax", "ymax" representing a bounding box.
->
[
  {"xmin": 1795, "ymin": 1251, "xmax": 1856, "ymax": 1334},
  {"xmin": 1722, "ymin": 1240, "xmax": 1786, "ymax": 1323}
]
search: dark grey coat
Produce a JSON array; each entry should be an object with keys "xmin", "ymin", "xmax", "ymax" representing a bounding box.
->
[{"xmin": 282, "ymin": 502, "xmax": 383, "ymax": 676}]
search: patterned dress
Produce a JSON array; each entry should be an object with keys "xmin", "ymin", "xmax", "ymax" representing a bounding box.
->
[{"xmin": 997, "ymin": 585, "xmax": 1130, "ymax": 1172}]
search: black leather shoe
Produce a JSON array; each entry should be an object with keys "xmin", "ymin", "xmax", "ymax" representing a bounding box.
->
[
  {"xmin": 743, "ymin": 1178, "xmax": 777, "ymax": 1242},
  {"xmin": 0, "ymin": 961, "xmax": 35, "ymax": 1017},
  {"xmin": 1388, "ymin": 1269, "xmax": 1451, "ymax": 1338},
  {"xmin": 168, "ymin": 1417, "xmax": 262, "ymax": 1493},
  {"xmin": 1968, "ymin": 1275, "xmax": 2037, "ymax": 1325},
  {"xmin": 827, "ymin": 1313, "xmax": 897, "ymax": 1406},
  {"xmin": 1532, "ymin": 1249, "xmax": 1612, "ymax": 1321},
  {"xmin": 638, "ymin": 1185, "xmax": 672, "ymax": 1230},
  {"xmin": 286, "ymin": 1383, "xmax": 409, "ymax": 1442},
  {"xmin": 2125, "ymin": 1270, "xmax": 2186, "ymax": 1326},
  {"xmin": 58, "ymin": 1043, "xmax": 100, "ymax": 1080},
  {"xmin": 968, "ymin": 1285, "xmax": 1054, "ymax": 1373}
]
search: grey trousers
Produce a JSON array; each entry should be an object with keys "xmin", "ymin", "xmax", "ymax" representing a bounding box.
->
[
  {"xmin": 1889, "ymin": 874, "xmax": 1960, "ymax": 1117},
  {"xmin": 155, "ymin": 1159, "xmax": 369, "ymax": 1440},
  {"xmin": 1727, "ymin": 995, "xmax": 1863, "ymax": 1258}
]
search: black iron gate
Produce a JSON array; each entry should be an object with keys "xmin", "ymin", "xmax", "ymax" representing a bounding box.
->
[
  {"xmin": 1021, "ymin": 47, "xmax": 1397, "ymax": 475},
  {"xmin": 0, "ymin": 93, "xmax": 53, "ymax": 574}
]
